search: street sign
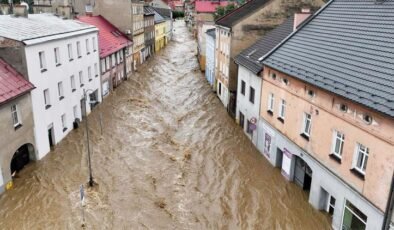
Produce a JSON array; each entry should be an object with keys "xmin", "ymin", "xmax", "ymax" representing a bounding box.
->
[{"xmin": 250, "ymin": 117, "xmax": 257, "ymax": 124}]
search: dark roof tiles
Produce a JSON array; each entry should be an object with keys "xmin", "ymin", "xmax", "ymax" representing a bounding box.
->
[{"xmin": 263, "ymin": 0, "xmax": 394, "ymax": 117}]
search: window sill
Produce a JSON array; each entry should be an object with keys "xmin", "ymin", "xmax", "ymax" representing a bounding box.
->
[
  {"xmin": 277, "ymin": 117, "xmax": 284, "ymax": 123},
  {"xmin": 329, "ymin": 153, "xmax": 342, "ymax": 163},
  {"xmin": 95, "ymin": 74, "xmax": 99, "ymax": 78},
  {"xmin": 45, "ymin": 104, "xmax": 51, "ymax": 110},
  {"xmin": 300, "ymin": 133, "xmax": 310, "ymax": 141},
  {"xmin": 87, "ymin": 52, "xmax": 90, "ymax": 55},
  {"xmin": 89, "ymin": 79, "xmax": 92, "ymax": 82},
  {"xmin": 14, "ymin": 123, "xmax": 22, "ymax": 130},
  {"xmin": 69, "ymin": 58, "xmax": 74, "ymax": 62},
  {"xmin": 41, "ymin": 68, "xmax": 47, "ymax": 73},
  {"xmin": 350, "ymin": 168, "xmax": 365, "ymax": 180},
  {"xmin": 80, "ymin": 84, "xmax": 84, "ymax": 87},
  {"xmin": 267, "ymin": 110, "xmax": 273, "ymax": 116},
  {"xmin": 249, "ymin": 101, "xmax": 255, "ymax": 104},
  {"xmin": 72, "ymin": 89, "xmax": 76, "ymax": 92},
  {"xmin": 78, "ymin": 56, "xmax": 82, "ymax": 59},
  {"xmin": 59, "ymin": 96, "xmax": 64, "ymax": 100},
  {"xmin": 56, "ymin": 63, "xmax": 61, "ymax": 67},
  {"xmin": 63, "ymin": 127, "xmax": 67, "ymax": 132}
]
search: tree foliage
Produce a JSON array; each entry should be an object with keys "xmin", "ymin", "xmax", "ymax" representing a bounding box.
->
[{"xmin": 214, "ymin": 3, "xmax": 237, "ymax": 19}]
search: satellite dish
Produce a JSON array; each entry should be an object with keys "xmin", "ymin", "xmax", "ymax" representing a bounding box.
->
[{"xmin": 20, "ymin": 1, "xmax": 29, "ymax": 11}]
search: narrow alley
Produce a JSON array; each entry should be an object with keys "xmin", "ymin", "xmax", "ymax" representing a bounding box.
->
[{"xmin": 0, "ymin": 21, "xmax": 331, "ymax": 229}]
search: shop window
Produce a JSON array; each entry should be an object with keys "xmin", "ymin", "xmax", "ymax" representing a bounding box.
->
[{"xmin": 342, "ymin": 200, "xmax": 367, "ymax": 230}]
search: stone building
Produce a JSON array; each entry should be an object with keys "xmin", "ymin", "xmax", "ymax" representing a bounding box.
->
[
  {"xmin": 0, "ymin": 13, "xmax": 101, "ymax": 159},
  {"xmin": 260, "ymin": 0, "xmax": 394, "ymax": 229},
  {"xmin": 0, "ymin": 58, "xmax": 35, "ymax": 194}
]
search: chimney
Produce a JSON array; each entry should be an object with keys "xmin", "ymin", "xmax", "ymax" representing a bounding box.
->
[
  {"xmin": 293, "ymin": 8, "xmax": 311, "ymax": 31},
  {"xmin": 13, "ymin": 4, "xmax": 28, "ymax": 18}
]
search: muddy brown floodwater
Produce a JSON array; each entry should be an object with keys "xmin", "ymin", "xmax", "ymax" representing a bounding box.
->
[{"xmin": 0, "ymin": 21, "xmax": 331, "ymax": 229}]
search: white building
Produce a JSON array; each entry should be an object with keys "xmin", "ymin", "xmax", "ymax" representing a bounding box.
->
[
  {"xmin": 0, "ymin": 13, "xmax": 102, "ymax": 159},
  {"xmin": 205, "ymin": 28, "xmax": 215, "ymax": 87},
  {"xmin": 233, "ymin": 15, "xmax": 308, "ymax": 148}
]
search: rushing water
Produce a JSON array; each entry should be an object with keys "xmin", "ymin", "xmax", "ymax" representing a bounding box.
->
[{"xmin": 0, "ymin": 21, "xmax": 331, "ymax": 229}]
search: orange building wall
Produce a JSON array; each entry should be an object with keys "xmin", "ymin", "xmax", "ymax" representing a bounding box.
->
[{"xmin": 260, "ymin": 66, "xmax": 394, "ymax": 211}]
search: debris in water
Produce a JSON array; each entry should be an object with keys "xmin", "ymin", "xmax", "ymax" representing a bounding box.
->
[
  {"xmin": 155, "ymin": 199, "xmax": 166, "ymax": 209},
  {"xmin": 184, "ymin": 150, "xmax": 191, "ymax": 160}
]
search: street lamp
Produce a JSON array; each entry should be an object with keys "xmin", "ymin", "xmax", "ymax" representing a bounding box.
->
[{"xmin": 83, "ymin": 89, "xmax": 98, "ymax": 187}]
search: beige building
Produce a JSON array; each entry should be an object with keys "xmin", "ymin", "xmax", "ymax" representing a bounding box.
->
[
  {"xmin": 258, "ymin": 1, "xmax": 394, "ymax": 229},
  {"xmin": 0, "ymin": 58, "xmax": 35, "ymax": 194},
  {"xmin": 132, "ymin": 1, "xmax": 145, "ymax": 70},
  {"xmin": 215, "ymin": 0, "xmax": 324, "ymax": 116}
]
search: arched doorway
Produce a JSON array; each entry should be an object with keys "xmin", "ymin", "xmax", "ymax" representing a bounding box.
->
[{"xmin": 10, "ymin": 143, "xmax": 35, "ymax": 176}]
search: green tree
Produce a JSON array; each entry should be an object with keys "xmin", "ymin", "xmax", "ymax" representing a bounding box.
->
[{"xmin": 215, "ymin": 3, "xmax": 237, "ymax": 19}]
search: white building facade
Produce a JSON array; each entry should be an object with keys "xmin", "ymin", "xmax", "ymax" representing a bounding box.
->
[
  {"xmin": 0, "ymin": 14, "xmax": 102, "ymax": 160},
  {"xmin": 235, "ymin": 66, "xmax": 261, "ymax": 146},
  {"xmin": 205, "ymin": 28, "xmax": 215, "ymax": 87}
]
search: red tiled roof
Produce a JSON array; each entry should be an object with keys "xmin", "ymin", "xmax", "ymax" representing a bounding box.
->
[
  {"xmin": 195, "ymin": 1, "xmax": 228, "ymax": 13},
  {"xmin": 0, "ymin": 58, "xmax": 34, "ymax": 105},
  {"xmin": 77, "ymin": 15, "xmax": 132, "ymax": 58}
]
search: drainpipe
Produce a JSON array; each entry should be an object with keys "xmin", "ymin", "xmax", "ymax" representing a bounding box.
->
[{"xmin": 383, "ymin": 171, "xmax": 394, "ymax": 230}]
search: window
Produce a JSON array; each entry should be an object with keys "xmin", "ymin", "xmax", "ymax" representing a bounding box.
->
[
  {"xmin": 339, "ymin": 103, "xmax": 348, "ymax": 112},
  {"xmin": 282, "ymin": 78, "xmax": 289, "ymax": 85},
  {"xmin": 54, "ymin": 47, "xmax": 61, "ymax": 66},
  {"xmin": 88, "ymin": 66, "xmax": 92, "ymax": 81},
  {"xmin": 11, "ymin": 104, "xmax": 21, "ymax": 128},
  {"xmin": 112, "ymin": 54, "xmax": 116, "ymax": 67},
  {"xmin": 105, "ymin": 57, "xmax": 110, "ymax": 70},
  {"xmin": 86, "ymin": 39, "xmax": 90, "ymax": 54},
  {"xmin": 79, "ymin": 71, "xmax": 84, "ymax": 87},
  {"xmin": 331, "ymin": 130, "xmax": 344, "ymax": 159},
  {"xmin": 44, "ymin": 89, "xmax": 51, "ymax": 109},
  {"xmin": 68, "ymin": 43, "xmax": 73, "ymax": 61},
  {"xmin": 249, "ymin": 87, "xmax": 255, "ymax": 104},
  {"xmin": 342, "ymin": 200, "xmax": 367, "ymax": 230},
  {"xmin": 39, "ymin": 51, "xmax": 46, "ymax": 72},
  {"xmin": 70, "ymin": 75, "xmax": 76, "ymax": 92},
  {"xmin": 270, "ymin": 72, "xmax": 276, "ymax": 80},
  {"xmin": 326, "ymin": 195, "xmax": 336, "ymax": 216},
  {"xmin": 241, "ymin": 80, "xmax": 245, "ymax": 95},
  {"xmin": 301, "ymin": 113, "xmax": 312, "ymax": 138},
  {"xmin": 58, "ymin": 82, "xmax": 64, "ymax": 100},
  {"xmin": 239, "ymin": 111, "xmax": 244, "ymax": 129},
  {"xmin": 77, "ymin": 41, "xmax": 82, "ymax": 58},
  {"xmin": 353, "ymin": 143, "xmax": 369, "ymax": 175},
  {"xmin": 307, "ymin": 89, "xmax": 315, "ymax": 97},
  {"xmin": 362, "ymin": 114, "xmax": 373, "ymax": 124},
  {"xmin": 73, "ymin": 105, "xmax": 78, "ymax": 119},
  {"xmin": 61, "ymin": 114, "xmax": 67, "ymax": 132},
  {"xmin": 92, "ymin": 37, "xmax": 97, "ymax": 52},
  {"xmin": 94, "ymin": 63, "xmax": 98, "ymax": 77},
  {"xmin": 278, "ymin": 99, "xmax": 286, "ymax": 121},
  {"xmin": 246, "ymin": 120, "xmax": 253, "ymax": 134},
  {"xmin": 267, "ymin": 93, "xmax": 274, "ymax": 113}
]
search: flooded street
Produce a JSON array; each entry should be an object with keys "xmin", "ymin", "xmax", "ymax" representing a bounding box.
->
[{"xmin": 0, "ymin": 21, "xmax": 331, "ymax": 229}]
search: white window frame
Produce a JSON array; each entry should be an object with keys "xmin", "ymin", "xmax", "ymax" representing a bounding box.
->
[
  {"xmin": 331, "ymin": 130, "xmax": 344, "ymax": 158},
  {"xmin": 279, "ymin": 99, "xmax": 286, "ymax": 119},
  {"xmin": 68, "ymin": 43, "xmax": 73, "ymax": 60},
  {"xmin": 39, "ymin": 51, "xmax": 46, "ymax": 71},
  {"xmin": 44, "ymin": 89, "xmax": 51, "ymax": 107},
  {"xmin": 73, "ymin": 105, "xmax": 78, "ymax": 119},
  {"xmin": 58, "ymin": 81, "xmax": 64, "ymax": 99},
  {"xmin": 11, "ymin": 104, "xmax": 21, "ymax": 127},
  {"xmin": 61, "ymin": 114, "xmax": 67, "ymax": 130},
  {"xmin": 77, "ymin": 41, "xmax": 81, "ymax": 57},
  {"xmin": 302, "ymin": 112, "xmax": 312, "ymax": 136},
  {"xmin": 85, "ymin": 38, "xmax": 90, "ymax": 54},
  {"xmin": 92, "ymin": 37, "xmax": 97, "ymax": 52},
  {"xmin": 88, "ymin": 66, "xmax": 92, "ymax": 81},
  {"xmin": 79, "ymin": 71, "xmax": 84, "ymax": 86},
  {"xmin": 353, "ymin": 143, "xmax": 369, "ymax": 174},
  {"xmin": 70, "ymin": 75, "xmax": 76, "ymax": 91},
  {"xmin": 267, "ymin": 93, "xmax": 274, "ymax": 112},
  {"xmin": 94, "ymin": 63, "xmax": 98, "ymax": 77},
  {"xmin": 54, "ymin": 47, "xmax": 61, "ymax": 65}
]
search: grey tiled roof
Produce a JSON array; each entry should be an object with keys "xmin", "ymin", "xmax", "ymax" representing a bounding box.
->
[
  {"xmin": 153, "ymin": 9, "xmax": 166, "ymax": 23},
  {"xmin": 153, "ymin": 7, "xmax": 172, "ymax": 19},
  {"xmin": 216, "ymin": 0, "xmax": 271, "ymax": 28},
  {"xmin": 234, "ymin": 16, "xmax": 294, "ymax": 75},
  {"xmin": 206, "ymin": 28, "xmax": 216, "ymax": 39},
  {"xmin": 0, "ymin": 13, "xmax": 96, "ymax": 44},
  {"xmin": 263, "ymin": 0, "xmax": 394, "ymax": 118},
  {"xmin": 144, "ymin": 6, "xmax": 156, "ymax": 16}
]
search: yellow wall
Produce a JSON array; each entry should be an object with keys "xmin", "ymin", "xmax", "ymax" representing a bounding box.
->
[{"xmin": 155, "ymin": 22, "xmax": 166, "ymax": 52}]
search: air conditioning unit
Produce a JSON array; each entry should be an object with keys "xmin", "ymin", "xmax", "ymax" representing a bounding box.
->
[{"xmin": 125, "ymin": 30, "xmax": 131, "ymax": 35}]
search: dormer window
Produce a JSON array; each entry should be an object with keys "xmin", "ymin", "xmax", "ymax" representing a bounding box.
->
[
  {"xmin": 270, "ymin": 72, "xmax": 276, "ymax": 80},
  {"xmin": 307, "ymin": 89, "xmax": 315, "ymax": 97},
  {"xmin": 362, "ymin": 114, "xmax": 373, "ymax": 124},
  {"xmin": 282, "ymin": 78, "xmax": 289, "ymax": 85},
  {"xmin": 339, "ymin": 104, "xmax": 348, "ymax": 112}
]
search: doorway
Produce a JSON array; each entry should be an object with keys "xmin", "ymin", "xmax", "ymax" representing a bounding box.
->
[
  {"xmin": 48, "ymin": 126, "xmax": 55, "ymax": 147},
  {"xmin": 294, "ymin": 156, "xmax": 312, "ymax": 192},
  {"xmin": 10, "ymin": 144, "xmax": 32, "ymax": 175},
  {"xmin": 276, "ymin": 148, "xmax": 283, "ymax": 168}
]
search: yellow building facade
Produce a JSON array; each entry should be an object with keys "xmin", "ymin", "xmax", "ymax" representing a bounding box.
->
[{"xmin": 155, "ymin": 22, "xmax": 166, "ymax": 52}]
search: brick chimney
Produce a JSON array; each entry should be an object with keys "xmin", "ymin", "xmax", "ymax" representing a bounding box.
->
[{"xmin": 293, "ymin": 8, "xmax": 311, "ymax": 31}]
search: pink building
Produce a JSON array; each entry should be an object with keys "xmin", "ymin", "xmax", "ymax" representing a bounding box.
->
[{"xmin": 257, "ymin": 0, "xmax": 394, "ymax": 229}]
